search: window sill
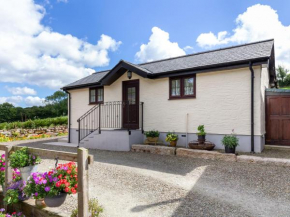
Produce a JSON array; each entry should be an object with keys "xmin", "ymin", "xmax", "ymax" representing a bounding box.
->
[
  {"xmin": 168, "ymin": 96, "xmax": 196, "ymax": 100},
  {"xmin": 88, "ymin": 102, "xmax": 104, "ymax": 105}
]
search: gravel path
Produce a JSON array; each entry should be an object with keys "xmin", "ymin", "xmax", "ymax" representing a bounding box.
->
[{"xmin": 19, "ymin": 144, "xmax": 290, "ymax": 217}]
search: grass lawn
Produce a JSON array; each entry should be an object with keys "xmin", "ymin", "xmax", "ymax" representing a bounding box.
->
[{"xmin": 281, "ymin": 86, "xmax": 290, "ymax": 89}]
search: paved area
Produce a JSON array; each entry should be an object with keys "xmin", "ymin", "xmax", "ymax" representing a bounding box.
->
[{"xmin": 31, "ymin": 144, "xmax": 290, "ymax": 217}]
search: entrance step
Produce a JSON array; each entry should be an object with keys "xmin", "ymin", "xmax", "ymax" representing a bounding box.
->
[{"xmin": 265, "ymin": 145, "xmax": 290, "ymax": 150}]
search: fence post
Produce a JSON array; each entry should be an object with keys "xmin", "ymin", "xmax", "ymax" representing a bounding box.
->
[
  {"xmin": 4, "ymin": 146, "xmax": 13, "ymax": 210},
  {"xmin": 77, "ymin": 148, "xmax": 89, "ymax": 217}
]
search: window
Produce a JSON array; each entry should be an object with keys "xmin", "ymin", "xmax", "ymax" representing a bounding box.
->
[
  {"xmin": 169, "ymin": 75, "xmax": 196, "ymax": 99},
  {"xmin": 89, "ymin": 87, "xmax": 104, "ymax": 104}
]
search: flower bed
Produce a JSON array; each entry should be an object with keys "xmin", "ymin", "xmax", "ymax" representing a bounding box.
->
[{"xmin": 0, "ymin": 133, "xmax": 67, "ymax": 143}]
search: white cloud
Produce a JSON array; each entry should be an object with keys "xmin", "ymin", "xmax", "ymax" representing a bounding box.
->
[
  {"xmin": 0, "ymin": 0, "xmax": 121, "ymax": 89},
  {"xmin": 196, "ymin": 4, "xmax": 290, "ymax": 68},
  {"xmin": 135, "ymin": 27, "xmax": 186, "ymax": 62},
  {"xmin": 183, "ymin": 46, "xmax": 194, "ymax": 52},
  {"xmin": 6, "ymin": 86, "xmax": 37, "ymax": 95},
  {"xmin": 24, "ymin": 96, "xmax": 45, "ymax": 107},
  {"xmin": 57, "ymin": 0, "xmax": 68, "ymax": 3},
  {"xmin": 0, "ymin": 96, "xmax": 23, "ymax": 106}
]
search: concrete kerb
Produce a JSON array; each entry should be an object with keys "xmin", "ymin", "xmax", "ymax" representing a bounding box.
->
[{"xmin": 131, "ymin": 144, "xmax": 290, "ymax": 167}]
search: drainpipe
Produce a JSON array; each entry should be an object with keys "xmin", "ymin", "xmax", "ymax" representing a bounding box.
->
[
  {"xmin": 64, "ymin": 90, "xmax": 71, "ymax": 143},
  {"xmin": 249, "ymin": 62, "xmax": 255, "ymax": 153}
]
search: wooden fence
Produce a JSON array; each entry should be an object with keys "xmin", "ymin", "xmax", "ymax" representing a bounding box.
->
[{"xmin": 0, "ymin": 144, "xmax": 93, "ymax": 217}]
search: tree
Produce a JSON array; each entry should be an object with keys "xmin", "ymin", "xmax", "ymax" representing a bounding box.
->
[
  {"xmin": 45, "ymin": 91, "xmax": 68, "ymax": 116},
  {"xmin": 276, "ymin": 65, "xmax": 289, "ymax": 87},
  {"xmin": 0, "ymin": 103, "xmax": 16, "ymax": 123}
]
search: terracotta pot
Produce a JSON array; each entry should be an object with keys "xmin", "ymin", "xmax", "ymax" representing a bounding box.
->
[
  {"xmin": 19, "ymin": 165, "xmax": 38, "ymax": 181},
  {"xmin": 44, "ymin": 193, "xmax": 67, "ymax": 207},
  {"xmin": 147, "ymin": 137, "xmax": 159, "ymax": 142},
  {"xmin": 170, "ymin": 141, "xmax": 177, "ymax": 147},
  {"xmin": 35, "ymin": 198, "xmax": 46, "ymax": 208}
]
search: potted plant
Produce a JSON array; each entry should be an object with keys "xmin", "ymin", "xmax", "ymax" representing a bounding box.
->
[
  {"xmin": 4, "ymin": 180, "xmax": 27, "ymax": 205},
  {"xmin": 197, "ymin": 125, "xmax": 206, "ymax": 144},
  {"xmin": 165, "ymin": 132, "xmax": 179, "ymax": 147},
  {"xmin": 24, "ymin": 161, "xmax": 77, "ymax": 208},
  {"xmin": 145, "ymin": 130, "xmax": 160, "ymax": 143},
  {"xmin": 0, "ymin": 208, "xmax": 25, "ymax": 217},
  {"xmin": 9, "ymin": 147, "xmax": 41, "ymax": 181},
  {"xmin": 221, "ymin": 130, "xmax": 239, "ymax": 154}
]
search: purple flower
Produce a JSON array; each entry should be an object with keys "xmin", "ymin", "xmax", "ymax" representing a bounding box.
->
[
  {"xmin": 0, "ymin": 208, "xmax": 4, "ymax": 212},
  {"xmin": 52, "ymin": 177, "xmax": 57, "ymax": 182},
  {"xmin": 42, "ymin": 180, "xmax": 47, "ymax": 184},
  {"xmin": 44, "ymin": 186, "xmax": 50, "ymax": 192},
  {"xmin": 32, "ymin": 155, "xmax": 36, "ymax": 160},
  {"xmin": 34, "ymin": 192, "xmax": 38, "ymax": 196}
]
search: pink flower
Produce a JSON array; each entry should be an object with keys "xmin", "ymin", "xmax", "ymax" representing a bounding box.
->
[{"xmin": 0, "ymin": 167, "xmax": 5, "ymax": 171}]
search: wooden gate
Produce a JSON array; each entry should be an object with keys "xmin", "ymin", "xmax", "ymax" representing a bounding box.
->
[{"xmin": 266, "ymin": 90, "xmax": 290, "ymax": 146}]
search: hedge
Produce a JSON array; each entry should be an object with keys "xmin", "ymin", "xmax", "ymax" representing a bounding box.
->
[{"xmin": 0, "ymin": 116, "xmax": 68, "ymax": 130}]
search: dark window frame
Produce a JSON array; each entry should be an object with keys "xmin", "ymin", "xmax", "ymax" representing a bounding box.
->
[
  {"xmin": 169, "ymin": 74, "xmax": 196, "ymax": 100},
  {"xmin": 89, "ymin": 87, "xmax": 104, "ymax": 104}
]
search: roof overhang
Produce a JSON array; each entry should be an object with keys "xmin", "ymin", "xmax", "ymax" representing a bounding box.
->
[{"xmin": 101, "ymin": 60, "xmax": 150, "ymax": 85}]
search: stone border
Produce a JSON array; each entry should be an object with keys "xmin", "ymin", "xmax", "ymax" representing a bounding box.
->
[
  {"xmin": 131, "ymin": 144, "xmax": 175, "ymax": 155},
  {"xmin": 131, "ymin": 144, "xmax": 290, "ymax": 167}
]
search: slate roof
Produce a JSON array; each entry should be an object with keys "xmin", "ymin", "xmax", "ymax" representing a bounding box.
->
[{"xmin": 63, "ymin": 39, "xmax": 274, "ymax": 90}]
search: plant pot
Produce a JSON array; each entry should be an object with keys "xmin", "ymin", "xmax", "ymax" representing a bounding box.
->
[
  {"xmin": 44, "ymin": 193, "xmax": 67, "ymax": 207},
  {"xmin": 19, "ymin": 165, "xmax": 38, "ymax": 181},
  {"xmin": 197, "ymin": 135, "xmax": 206, "ymax": 144},
  {"xmin": 225, "ymin": 146, "xmax": 236, "ymax": 154},
  {"xmin": 147, "ymin": 137, "xmax": 159, "ymax": 143},
  {"xmin": 170, "ymin": 141, "xmax": 177, "ymax": 147},
  {"xmin": 35, "ymin": 198, "xmax": 46, "ymax": 208}
]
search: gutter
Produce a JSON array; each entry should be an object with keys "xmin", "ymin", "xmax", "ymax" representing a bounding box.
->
[
  {"xmin": 249, "ymin": 62, "xmax": 255, "ymax": 153},
  {"xmin": 64, "ymin": 90, "xmax": 71, "ymax": 143}
]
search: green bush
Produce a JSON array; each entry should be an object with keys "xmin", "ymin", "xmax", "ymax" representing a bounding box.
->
[
  {"xmin": 197, "ymin": 125, "xmax": 206, "ymax": 136},
  {"xmin": 145, "ymin": 130, "xmax": 160, "ymax": 138},
  {"xmin": 221, "ymin": 134, "xmax": 239, "ymax": 148},
  {"xmin": 165, "ymin": 132, "xmax": 179, "ymax": 142},
  {"xmin": 0, "ymin": 116, "xmax": 68, "ymax": 130},
  {"xmin": 9, "ymin": 147, "xmax": 41, "ymax": 169}
]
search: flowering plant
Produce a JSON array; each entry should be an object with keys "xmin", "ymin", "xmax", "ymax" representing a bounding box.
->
[
  {"xmin": 0, "ymin": 208, "xmax": 25, "ymax": 217},
  {"xmin": 12, "ymin": 169, "xmax": 21, "ymax": 182},
  {"xmin": 9, "ymin": 147, "xmax": 41, "ymax": 169},
  {"xmin": 0, "ymin": 154, "xmax": 6, "ymax": 185},
  {"xmin": 4, "ymin": 180, "xmax": 26, "ymax": 205},
  {"xmin": 23, "ymin": 171, "xmax": 59, "ymax": 199},
  {"xmin": 55, "ymin": 162, "xmax": 78, "ymax": 194},
  {"xmin": 24, "ymin": 162, "xmax": 78, "ymax": 199}
]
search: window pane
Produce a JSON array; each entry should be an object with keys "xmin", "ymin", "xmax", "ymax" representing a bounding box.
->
[
  {"xmin": 97, "ymin": 88, "xmax": 103, "ymax": 102},
  {"xmin": 171, "ymin": 79, "xmax": 180, "ymax": 96},
  {"xmin": 128, "ymin": 87, "xmax": 136, "ymax": 104},
  {"xmin": 184, "ymin": 77, "xmax": 194, "ymax": 95},
  {"xmin": 90, "ymin": 89, "xmax": 96, "ymax": 102}
]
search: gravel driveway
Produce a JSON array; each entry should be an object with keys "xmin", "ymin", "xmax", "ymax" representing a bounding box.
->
[{"xmin": 24, "ymin": 144, "xmax": 290, "ymax": 217}]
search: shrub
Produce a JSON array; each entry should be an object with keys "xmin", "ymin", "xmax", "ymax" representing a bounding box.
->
[
  {"xmin": 145, "ymin": 130, "xmax": 160, "ymax": 138},
  {"xmin": 221, "ymin": 131, "xmax": 239, "ymax": 148},
  {"xmin": 165, "ymin": 132, "xmax": 179, "ymax": 142},
  {"xmin": 71, "ymin": 198, "xmax": 103, "ymax": 217},
  {"xmin": 9, "ymin": 147, "xmax": 41, "ymax": 169},
  {"xmin": 197, "ymin": 125, "xmax": 206, "ymax": 136},
  {"xmin": 0, "ymin": 116, "xmax": 68, "ymax": 130}
]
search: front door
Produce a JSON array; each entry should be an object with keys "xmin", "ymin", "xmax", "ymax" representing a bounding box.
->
[
  {"xmin": 122, "ymin": 80, "xmax": 139, "ymax": 129},
  {"xmin": 266, "ymin": 94, "xmax": 290, "ymax": 146}
]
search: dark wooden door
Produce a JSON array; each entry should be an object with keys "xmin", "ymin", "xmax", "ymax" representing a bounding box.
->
[
  {"xmin": 122, "ymin": 80, "xmax": 139, "ymax": 129},
  {"xmin": 266, "ymin": 95, "xmax": 290, "ymax": 145}
]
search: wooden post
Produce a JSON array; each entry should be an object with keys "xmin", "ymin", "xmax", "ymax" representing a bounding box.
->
[
  {"xmin": 77, "ymin": 148, "xmax": 89, "ymax": 217},
  {"xmin": 4, "ymin": 146, "xmax": 13, "ymax": 210}
]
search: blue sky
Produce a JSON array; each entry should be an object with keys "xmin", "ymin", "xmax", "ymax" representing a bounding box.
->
[{"xmin": 0, "ymin": 0, "xmax": 289, "ymax": 107}]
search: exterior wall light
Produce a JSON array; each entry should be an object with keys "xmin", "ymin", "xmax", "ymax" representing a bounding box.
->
[{"xmin": 127, "ymin": 70, "xmax": 132, "ymax": 79}]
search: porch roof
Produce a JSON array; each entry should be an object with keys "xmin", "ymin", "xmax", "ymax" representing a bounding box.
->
[{"xmin": 63, "ymin": 39, "xmax": 274, "ymax": 90}]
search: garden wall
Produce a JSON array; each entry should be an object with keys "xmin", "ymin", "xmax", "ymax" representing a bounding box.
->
[{"xmin": 0, "ymin": 192, "xmax": 67, "ymax": 217}]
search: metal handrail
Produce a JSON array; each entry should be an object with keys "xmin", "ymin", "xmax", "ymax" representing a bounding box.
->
[{"xmin": 77, "ymin": 101, "xmax": 144, "ymax": 146}]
